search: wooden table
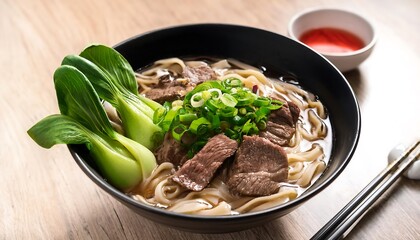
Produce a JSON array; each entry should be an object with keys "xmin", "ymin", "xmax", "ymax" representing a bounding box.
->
[{"xmin": 2, "ymin": 0, "xmax": 419, "ymax": 239}]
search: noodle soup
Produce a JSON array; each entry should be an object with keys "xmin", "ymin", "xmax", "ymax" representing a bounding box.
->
[{"xmin": 107, "ymin": 57, "xmax": 332, "ymax": 215}]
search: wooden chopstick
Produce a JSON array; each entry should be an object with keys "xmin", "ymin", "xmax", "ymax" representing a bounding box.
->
[{"xmin": 311, "ymin": 140, "xmax": 420, "ymax": 240}]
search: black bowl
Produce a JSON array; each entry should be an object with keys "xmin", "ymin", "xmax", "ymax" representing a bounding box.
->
[{"xmin": 69, "ymin": 23, "xmax": 361, "ymax": 233}]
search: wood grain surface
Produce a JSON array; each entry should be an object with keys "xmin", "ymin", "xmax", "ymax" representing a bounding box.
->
[{"xmin": 1, "ymin": 0, "xmax": 419, "ymax": 239}]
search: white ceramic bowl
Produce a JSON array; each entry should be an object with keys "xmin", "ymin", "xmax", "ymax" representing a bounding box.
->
[{"xmin": 288, "ymin": 8, "xmax": 376, "ymax": 72}]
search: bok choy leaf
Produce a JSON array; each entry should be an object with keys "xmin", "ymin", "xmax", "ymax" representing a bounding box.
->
[
  {"xmin": 27, "ymin": 65, "xmax": 157, "ymax": 191},
  {"xmin": 61, "ymin": 44, "xmax": 163, "ymax": 150}
]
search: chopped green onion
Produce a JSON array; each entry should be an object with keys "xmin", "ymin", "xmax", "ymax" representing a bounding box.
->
[
  {"xmin": 220, "ymin": 93, "xmax": 238, "ymax": 107},
  {"xmin": 232, "ymin": 115, "xmax": 247, "ymax": 125},
  {"xmin": 184, "ymin": 81, "xmax": 224, "ymax": 103},
  {"xmin": 242, "ymin": 120, "xmax": 259, "ymax": 135},
  {"xmin": 217, "ymin": 107, "xmax": 238, "ymax": 118},
  {"xmin": 153, "ymin": 107, "xmax": 166, "ymax": 124},
  {"xmin": 245, "ymin": 112, "xmax": 257, "ymax": 121},
  {"xmin": 154, "ymin": 77, "xmax": 284, "ymax": 155},
  {"xmin": 256, "ymin": 106, "xmax": 271, "ymax": 118},
  {"xmin": 191, "ymin": 92, "xmax": 204, "ymax": 107},
  {"xmin": 254, "ymin": 97, "xmax": 271, "ymax": 107},
  {"xmin": 208, "ymin": 113, "xmax": 220, "ymax": 130},
  {"xmin": 207, "ymin": 88, "xmax": 222, "ymax": 100},
  {"xmin": 224, "ymin": 128, "xmax": 239, "ymax": 140},
  {"xmin": 222, "ymin": 77, "xmax": 242, "ymax": 88},
  {"xmin": 160, "ymin": 106, "xmax": 181, "ymax": 131},
  {"xmin": 268, "ymin": 99, "xmax": 284, "ymax": 110},
  {"xmin": 257, "ymin": 120, "xmax": 267, "ymax": 130},
  {"xmin": 201, "ymin": 91, "xmax": 212, "ymax": 101},
  {"xmin": 189, "ymin": 117, "xmax": 211, "ymax": 135},
  {"xmin": 172, "ymin": 124, "xmax": 188, "ymax": 141},
  {"xmin": 205, "ymin": 99, "xmax": 224, "ymax": 112},
  {"xmin": 233, "ymin": 92, "xmax": 255, "ymax": 106},
  {"xmin": 179, "ymin": 113, "xmax": 198, "ymax": 123},
  {"xmin": 172, "ymin": 100, "xmax": 184, "ymax": 107}
]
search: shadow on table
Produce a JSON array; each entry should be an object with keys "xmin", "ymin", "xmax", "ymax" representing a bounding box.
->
[
  {"xmin": 127, "ymin": 214, "xmax": 293, "ymax": 240},
  {"xmin": 343, "ymin": 69, "xmax": 366, "ymax": 105},
  {"xmin": 75, "ymin": 205, "xmax": 295, "ymax": 240}
]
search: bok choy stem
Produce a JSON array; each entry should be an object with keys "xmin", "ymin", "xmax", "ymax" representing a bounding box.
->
[
  {"xmin": 28, "ymin": 65, "xmax": 157, "ymax": 191},
  {"xmin": 61, "ymin": 45, "xmax": 163, "ymax": 150}
]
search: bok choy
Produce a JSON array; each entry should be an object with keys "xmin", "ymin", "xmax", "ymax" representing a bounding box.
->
[
  {"xmin": 27, "ymin": 65, "xmax": 157, "ymax": 191},
  {"xmin": 61, "ymin": 44, "xmax": 163, "ymax": 150}
]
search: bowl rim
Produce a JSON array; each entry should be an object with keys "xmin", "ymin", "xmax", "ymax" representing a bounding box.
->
[
  {"xmin": 70, "ymin": 23, "xmax": 361, "ymax": 221},
  {"xmin": 287, "ymin": 7, "xmax": 377, "ymax": 57}
]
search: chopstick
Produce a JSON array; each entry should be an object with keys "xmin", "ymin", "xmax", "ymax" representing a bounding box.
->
[{"xmin": 311, "ymin": 140, "xmax": 420, "ymax": 240}]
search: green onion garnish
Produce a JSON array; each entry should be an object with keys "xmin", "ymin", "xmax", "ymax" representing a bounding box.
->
[{"xmin": 155, "ymin": 77, "xmax": 283, "ymax": 155}]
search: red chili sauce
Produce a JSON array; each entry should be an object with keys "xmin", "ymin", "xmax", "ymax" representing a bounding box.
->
[{"xmin": 299, "ymin": 27, "xmax": 365, "ymax": 54}]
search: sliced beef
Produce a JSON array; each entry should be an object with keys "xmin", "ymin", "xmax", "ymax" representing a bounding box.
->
[
  {"xmin": 182, "ymin": 64, "xmax": 217, "ymax": 84},
  {"xmin": 260, "ymin": 101, "xmax": 300, "ymax": 146},
  {"xmin": 259, "ymin": 122, "xmax": 295, "ymax": 146},
  {"xmin": 269, "ymin": 101, "xmax": 300, "ymax": 126},
  {"xmin": 172, "ymin": 134, "xmax": 238, "ymax": 191},
  {"xmin": 154, "ymin": 133, "xmax": 188, "ymax": 166},
  {"xmin": 144, "ymin": 63, "xmax": 216, "ymax": 104},
  {"xmin": 227, "ymin": 135, "xmax": 288, "ymax": 196},
  {"xmin": 287, "ymin": 101, "xmax": 300, "ymax": 124},
  {"xmin": 145, "ymin": 85, "xmax": 186, "ymax": 104}
]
